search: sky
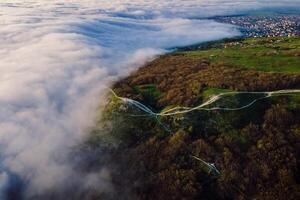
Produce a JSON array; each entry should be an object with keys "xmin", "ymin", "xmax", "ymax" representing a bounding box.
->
[{"xmin": 0, "ymin": 0, "xmax": 299, "ymax": 199}]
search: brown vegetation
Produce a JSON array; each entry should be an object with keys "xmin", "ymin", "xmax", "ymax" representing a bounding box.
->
[
  {"xmin": 92, "ymin": 39, "xmax": 300, "ymax": 200},
  {"xmin": 114, "ymin": 53, "xmax": 300, "ymax": 108},
  {"xmin": 109, "ymin": 104, "xmax": 300, "ymax": 200}
]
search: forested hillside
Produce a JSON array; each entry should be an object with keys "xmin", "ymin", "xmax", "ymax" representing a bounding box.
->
[{"xmin": 87, "ymin": 37, "xmax": 300, "ymax": 200}]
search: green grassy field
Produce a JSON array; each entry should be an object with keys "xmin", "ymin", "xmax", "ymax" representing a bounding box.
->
[
  {"xmin": 184, "ymin": 37, "xmax": 300, "ymax": 73},
  {"xmin": 133, "ymin": 84, "xmax": 162, "ymax": 100}
]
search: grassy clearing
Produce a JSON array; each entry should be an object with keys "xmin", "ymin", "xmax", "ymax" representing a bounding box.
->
[
  {"xmin": 133, "ymin": 84, "xmax": 162, "ymax": 100},
  {"xmin": 184, "ymin": 37, "xmax": 300, "ymax": 73}
]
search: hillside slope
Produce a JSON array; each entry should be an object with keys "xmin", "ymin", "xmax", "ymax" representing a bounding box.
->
[{"xmin": 88, "ymin": 37, "xmax": 300, "ymax": 200}]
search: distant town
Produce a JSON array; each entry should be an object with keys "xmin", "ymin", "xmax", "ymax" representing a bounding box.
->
[{"xmin": 215, "ymin": 15, "xmax": 300, "ymax": 37}]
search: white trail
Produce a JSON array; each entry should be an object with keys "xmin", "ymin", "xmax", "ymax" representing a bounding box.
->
[{"xmin": 110, "ymin": 89, "xmax": 300, "ymax": 116}]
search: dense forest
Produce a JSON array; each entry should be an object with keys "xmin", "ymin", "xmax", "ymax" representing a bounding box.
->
[{"xmin": 86, "ymin": 37, "xmax": 300, "ymax": 200}]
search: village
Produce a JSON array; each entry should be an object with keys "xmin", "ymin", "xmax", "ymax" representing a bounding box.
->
[{"xmin": 215, "ymin": 15, "xmax": 300, "ymax": 37}]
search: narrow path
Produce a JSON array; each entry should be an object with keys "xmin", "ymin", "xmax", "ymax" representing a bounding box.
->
[{"xmin": 109, "ymin": 89, "xmax": 300, "ymax": 117}]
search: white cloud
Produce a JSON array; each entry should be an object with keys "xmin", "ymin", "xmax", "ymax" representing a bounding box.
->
[
  {"xmin": 0, "ymin": 0, "xmax": 299, "ymax": 198},
  {"xmin": 0, "ymin": 172, "xmax": 9, "ymax": 200}
]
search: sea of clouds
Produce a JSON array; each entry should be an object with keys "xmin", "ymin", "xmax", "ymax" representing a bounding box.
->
[{"xmin": 0, "ymin": 0, "xmax": 299, "ymax": 199}]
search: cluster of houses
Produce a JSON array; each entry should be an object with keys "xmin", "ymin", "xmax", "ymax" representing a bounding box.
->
[{"xmin": 216, "ymin": 15, "xmax": 300, "ymax": 37}]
